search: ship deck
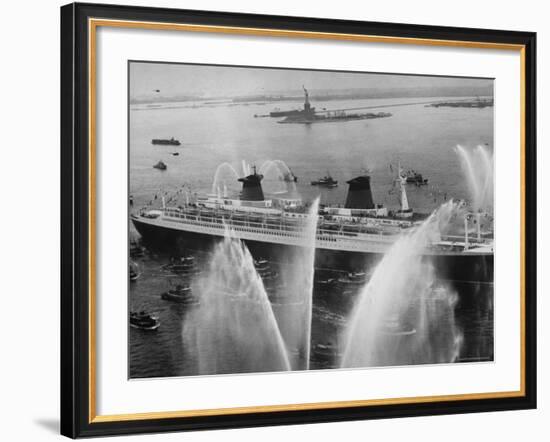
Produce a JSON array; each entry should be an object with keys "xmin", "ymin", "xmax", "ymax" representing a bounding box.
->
[{"xmin": 132, "ymin": 206, "xmax": 493, "ymax": 256}]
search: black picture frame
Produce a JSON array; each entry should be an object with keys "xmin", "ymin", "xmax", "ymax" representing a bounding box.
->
[{"xmin": 61, "ymin": 2, "xmax": 537, "ymax": 438}]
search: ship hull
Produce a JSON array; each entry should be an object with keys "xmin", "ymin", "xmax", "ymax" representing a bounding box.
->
[{"xmin": 131, "ymin": 216, "xmax": 493, "ymax": 284}]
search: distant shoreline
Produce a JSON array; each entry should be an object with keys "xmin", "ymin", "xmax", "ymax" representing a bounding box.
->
[{"xmin": 130, "ymin": 87, "xmax": 494, "ymax": 105}]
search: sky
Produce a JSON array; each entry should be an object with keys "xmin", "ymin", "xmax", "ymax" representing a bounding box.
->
[{"xmin": 129, "ymin": 61, "xmax": 493, "ymax": 100}]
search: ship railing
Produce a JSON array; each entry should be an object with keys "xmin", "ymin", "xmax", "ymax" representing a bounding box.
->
[
  {"xmin": 161, "ymin": 208, "xmax": 494, "ymax": 245},
  {"xmin": 163, "ymin": 208, "xmax": 377, "ymax": 235},
  {"xmin": 441, "ymin": 234, "xmax": 492, "ymax": 245},
  {"xmin": 161, "ymin": 208, "xmax": 397, "ymax": 244}
]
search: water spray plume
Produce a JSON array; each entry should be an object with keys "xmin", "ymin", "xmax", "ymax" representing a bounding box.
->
[
  {"xmin": 455, "ymin": 144, "xmax": 493, "ymax": 212},
  {"xmin": 273, "ymin": 198, "xmax": 319, "ymax": 370},
  {"xmin": 259, "ymin": 160, "xmax": 285, "ymax": 194},
  {"xmin": 259, "ymin": 159, "xmax": 297, "ymax": 194},
  {"xmin": 184, "ymin": 199, "xmax": 320, "ymax": 373},
  {"xmin": 183, "ymin": 230, "xmax": 291, "ymax": 375},
  {"xmin": 456, "ymin": 145, "xmax": 480, "ymax": 208},
  {"xmin": 341, "ymin": 201, "xmax": 463, "ymax": 368},
  {"xmin": 477, "ymin": 145, "xmax": 493, "ymax": 210},
  {"xmin": 211, "ymin": 162, "xmax": 240, "ymax": 195}
]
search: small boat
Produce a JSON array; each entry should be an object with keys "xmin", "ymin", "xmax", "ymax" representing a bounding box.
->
[
  {"xmin": 315, "ymin": 277, "xmax": 336, "ymax": 289},
  {"xmin": 253, "ymin": 258, "xmax": 269, "ymax": 270},
  {"xmin": 153, "ymin": 161, "xmax": 167, "ymax": 170},
  {"xmin": 129, "ymin": 267, "xmax": 140, "ymax": 282},
  {"xmin": 161, "ymin": 283, "xmax": 198, "ymax": 305},
  {"xmin": 279, "ymin": 169, "xmax": 298, "ymax": 183},
  {"xmin": 130, "ymin": 311, "xmax": 160, "ymax": 330},
  {"xmin": 337, "ymin": 272, "xmax": 368, "ymax": 286},
  {"xmin": 311, "ymin": 173, "xmax": 338, "ymax": 187},
  {"xmin": 151, "ymin": 137, "xmax": 181, "ymax": 146},
  {"xmin": 313, "ymin": 342, "xmax": 341, "ymax": 358},
  {"xmin": 172, "ymin": 152, "xmax": 179, "ymax": 156},
  {"xmin": 404, "ymin": 170, "xmax": 428, "ymax": 185},
  {"xmin": 163, "ymin": 256, "xmax": 198, "ymax": 274},
  {"xmin": 129, "ymin": 260, "xmax": 141, "ymax": 281}
]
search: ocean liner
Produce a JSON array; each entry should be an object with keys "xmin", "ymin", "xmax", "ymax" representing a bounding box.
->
[{"xmin": 131, "ymin": 164, "xmax": 493, "ymax": 283}]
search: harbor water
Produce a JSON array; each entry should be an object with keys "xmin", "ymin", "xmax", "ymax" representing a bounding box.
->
[{"xmin": 129, "ymin": 96, "xmax": 494, "ymax": 378}]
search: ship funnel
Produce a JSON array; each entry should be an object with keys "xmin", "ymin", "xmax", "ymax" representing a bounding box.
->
[
  {"xmin": 238, "ymin": 166, "xmax": 265, "ymax": 201},
  {"xmin": 345, "ymin": 175, "xmax": 375, "ymax": 209}
]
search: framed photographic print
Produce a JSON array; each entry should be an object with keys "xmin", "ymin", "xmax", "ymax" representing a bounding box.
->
[{"xmin": 60, "ymin": 2, "xmax": 536, "ymax": 438}]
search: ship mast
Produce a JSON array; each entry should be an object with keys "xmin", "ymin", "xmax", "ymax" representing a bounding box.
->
[{"xmin": 397, "ymin": 163, "xmax": 410, "ymax": 212}]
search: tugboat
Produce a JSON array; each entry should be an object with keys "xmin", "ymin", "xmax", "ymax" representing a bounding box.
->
[
  {"xmin": 405, "ymin": 169, "xmax": 428, "ymax": 186},
  {"xmin": 152, "ymin": 137, "xmax": 181, "ymax": 146},
  {"xmin": 337, "ymin": 271, "xmax": 369, "ymax": 287},
  {"xmin": 161, "ymin": 283, "xmax": 198, "ymax": 305},
  {"xmin": 279, "ymin": 168, "xmax": 298, "ymax": 183},
  {"xmin": 153, "ymin": 160, "xmax": 167, "ymax": 170},
  {"xmin": 163, "ymin": 256, "xmax": 198, "ymax": 275},
  {"xmin": 130, "ymin": 311, "xmax": 160, "ymax": 330},
  {"xmin": 311, "ymin": 172, "xmax": 338, "ymax": 188}
]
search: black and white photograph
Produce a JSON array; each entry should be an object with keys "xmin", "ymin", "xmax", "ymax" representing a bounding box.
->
[
  {"xmin": 0, "ymin": 0, "xmax": 543, "ymax": 439},
  {"xmin": 128, "ymin": 61, "xmax": 494, "ymax": 379}
]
